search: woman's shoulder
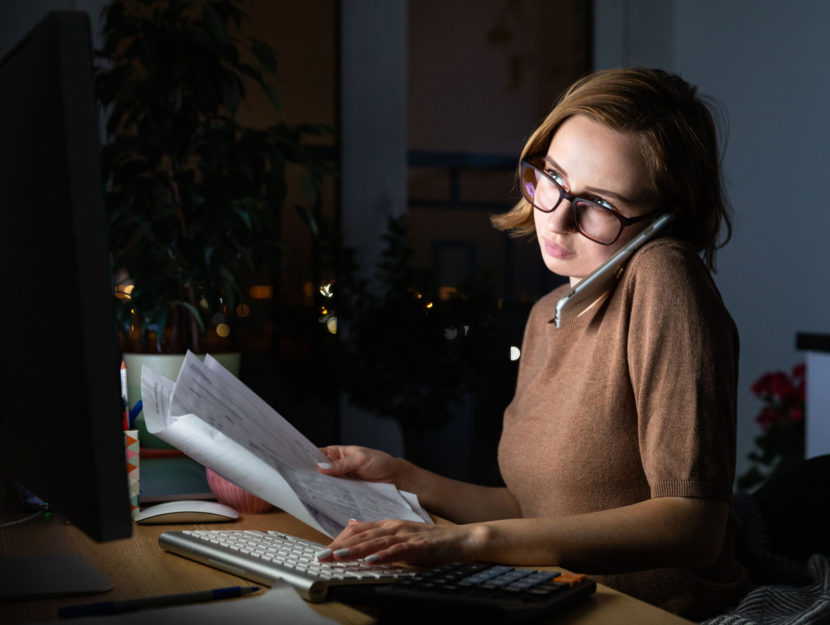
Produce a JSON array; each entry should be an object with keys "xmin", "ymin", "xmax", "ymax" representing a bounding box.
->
[
  {"xmin": 618, "ymin": 236, "xmax": 731, "ymax": 320},
  {"xmin": 629, "ymin": 236, "xmax": 703, "ymax": 268},
  {"xmin": 624, "ymin": 237, "xmax": 713, "ymax": 287}
]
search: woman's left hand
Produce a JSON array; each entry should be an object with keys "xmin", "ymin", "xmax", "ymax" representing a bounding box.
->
[{"xmin": 318, "ymin": 519, "xmax": 487, "ymax": 566}]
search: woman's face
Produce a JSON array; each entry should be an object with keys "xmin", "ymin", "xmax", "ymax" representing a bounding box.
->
[{"xmin": 534, "ymin": 115, "xmax": 658, "ymax": 285}]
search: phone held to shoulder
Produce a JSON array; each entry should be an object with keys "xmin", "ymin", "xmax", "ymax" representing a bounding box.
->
[{"xmin": 553, "ymin": 213, "xmax": 675, "ymax": 328}]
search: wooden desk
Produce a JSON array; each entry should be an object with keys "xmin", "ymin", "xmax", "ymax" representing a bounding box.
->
[{"xmin": 0, "ymin": 510, "xmax": 692, "ymax": 624}]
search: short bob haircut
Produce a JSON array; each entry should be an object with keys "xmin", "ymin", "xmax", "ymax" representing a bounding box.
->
[{"xmin": 492, "ymin": 67, "xmax": 731, "ymax": 271}]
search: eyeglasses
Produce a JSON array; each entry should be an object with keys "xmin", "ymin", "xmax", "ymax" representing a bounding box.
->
[{"xmin": 520, "ymin": 157, "xmax": 660, "ymax": 246}]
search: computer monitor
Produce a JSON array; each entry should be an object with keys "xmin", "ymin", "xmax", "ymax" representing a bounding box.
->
[{"xmin": 0, "ymin": 11, "xmax": 132, "ymax": 542}]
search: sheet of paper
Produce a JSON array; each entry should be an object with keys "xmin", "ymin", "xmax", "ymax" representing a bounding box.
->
[
  {"xmin": 38, "ymin": 583, "xmax": 340, "ymax": 625},
  {"xmin": 197, "ymin": 355, "xmax": 428, "ymax": 527},
  {"xmin": 400, "ymin": 490, "xmax": 432, "ymax": 524},
  {"xmin": 142, "ymin": 352, "xmax": 431, "ymax": 537},
  {"xmin": 142, "ymin": 369, "xmax": 327, "ymax": 534}
]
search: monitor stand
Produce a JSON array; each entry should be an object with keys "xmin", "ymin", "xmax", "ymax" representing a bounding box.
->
[
  {"xmin": 0, "ymin": 552, "xmax": 112, "ymax": 600},
  {"xmin": 0, "ymin": 478, "xmax": 112, "ymax": 600}
]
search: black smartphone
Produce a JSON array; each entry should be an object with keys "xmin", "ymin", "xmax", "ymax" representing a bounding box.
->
[{"xmin": 553, "ymin": 213, "xmax": 675, "ymax": 327}]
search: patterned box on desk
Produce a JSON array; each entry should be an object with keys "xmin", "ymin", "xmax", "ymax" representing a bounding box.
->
[{"xmin": 124, "ymin": 429, "xmax": 139, "ymax": 519}]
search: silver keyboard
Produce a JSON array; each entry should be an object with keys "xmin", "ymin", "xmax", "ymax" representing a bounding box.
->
[{"xmin": 159, "ymin": 529, "xmax": 415, "ymax": 602}]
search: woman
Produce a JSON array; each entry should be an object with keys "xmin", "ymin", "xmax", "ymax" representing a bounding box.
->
[{"xmin": 317, "ymin": 68, "xmax": 750, "ymax": 620}]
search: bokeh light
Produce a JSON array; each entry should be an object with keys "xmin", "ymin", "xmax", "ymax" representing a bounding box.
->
[
  {"xmin": 114, "ymin": 284, "xmax": 134, "ymax": 300},
  {"xmin": 249, "ymin": 285, "xmax": 273, "ymax": 299},
  {"xmin": 326, "ymin": 317, "xmax": 338, "ymax": 335},
  {"xmin": 319, "ymin": 281, "xmax": 334, "ymax": 298}
]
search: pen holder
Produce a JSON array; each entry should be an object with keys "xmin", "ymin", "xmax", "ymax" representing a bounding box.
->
[
  {"xmin": 206, "ymin": 468, "xmax": 274, "ymax": 514},
  {"xmin": 124, "ymin": 430, "xmax": 140, "ymax": 519}
]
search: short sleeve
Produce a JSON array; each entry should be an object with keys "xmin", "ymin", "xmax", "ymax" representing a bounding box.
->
[{"xmin": 622, "ymin": 240, "xmax": 738, "ymax": 501}]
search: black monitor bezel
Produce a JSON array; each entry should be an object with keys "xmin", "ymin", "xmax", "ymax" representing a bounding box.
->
[{"xmin": 0, "ymin": 11, "xmax": 132, "ymax": 542}]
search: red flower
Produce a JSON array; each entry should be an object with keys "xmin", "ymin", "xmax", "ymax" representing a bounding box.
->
[
  {"xmin": 751, "ymin": 372, "xmax": 772, "ymax": 397},
  {"xmin": 741, "ymin": 363, "xmax": 807, "ymax": 489},
  {"xmin": 751, "ymin": 363, "xmax": 806, "ymax": 429},
  {"xmin": 752, "ymin": 371, "xmax": 792, "ymax": 399}
]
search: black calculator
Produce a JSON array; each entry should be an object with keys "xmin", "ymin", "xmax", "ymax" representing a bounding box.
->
[{"xmin": 333, "ymin": 561, "xmax": 596, "ymax": 623}]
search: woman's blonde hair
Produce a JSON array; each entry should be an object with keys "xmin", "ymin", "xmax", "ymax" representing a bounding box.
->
[{"xmin": 492, "ymin": 67, "xmax": 731, "ymax": 271}]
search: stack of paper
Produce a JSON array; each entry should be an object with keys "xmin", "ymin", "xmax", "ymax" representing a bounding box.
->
[{"xmin": 141, "ymin": 352, "xmax": 431, "ymax": 538}]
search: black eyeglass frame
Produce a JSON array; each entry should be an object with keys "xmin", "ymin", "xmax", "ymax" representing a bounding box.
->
[{"xmin": 520, "ymin": 156, "xmax": 662, "ymax": 246}]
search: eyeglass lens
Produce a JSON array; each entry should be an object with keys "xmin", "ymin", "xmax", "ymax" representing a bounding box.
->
[{"xmin": 521, "ymin": 162, "xmax": 622, "ymax": 245}]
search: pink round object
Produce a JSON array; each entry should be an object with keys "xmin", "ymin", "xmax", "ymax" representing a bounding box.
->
[{"xmin": 205, "ymin": 468, "xmax": 274, "ymax": 513}]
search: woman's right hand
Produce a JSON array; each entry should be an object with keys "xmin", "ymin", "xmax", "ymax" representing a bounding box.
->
[
  {"xmin": 317, "ymin": 445, "xmax": 403, "ymax": 485},
  {"xmin": 319, "ymin": 445, "xmax": 519, "ymax": 525}
]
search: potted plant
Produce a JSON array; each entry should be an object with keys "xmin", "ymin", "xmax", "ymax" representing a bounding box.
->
[
  {"xmin": 328, "ymin": 216, "xmax": 514, "ymax": 480},
  {"xmin": 738, "ymin": 364, "xmax": 806, "ymax": 490},
  {"xmin": 95, "ymin": 0, "xmax": 328, "ymax": 445}
]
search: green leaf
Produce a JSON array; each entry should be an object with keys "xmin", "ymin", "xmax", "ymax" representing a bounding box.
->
[
  {"xmin": 170, "ymin": 87, "xmax": 183, "ymax": 112},
  {"xmin": 144, "ymin": 307, "xmax": 168, "ymax": 337},
  {"xmin": 174, "ymin": 300, "xmax": 205, "ymax": 332},
  {"xmin": 261, "ymin": 82, "xmax": 282, "ymax": 113},
  {"xmin": 202, "ymin": 3, "xmax": 227, "ymax": 43},
  {"xmin": 301, "ymin": 173, "xmax": 318, "ymax": 205},
  {"xmin": 235, "ymin": 202, "xmax": 254, "ymax": 229},
  {"xmin": 294, "ymin": 204, "xmax": 319, "ymax": 237},
  {"xmin": 219, "ymin": 265, "xmax": 238, "ymax": 290},
  {"xmin": 224, "ymin": 73, "xmax": 241, "ymax": 113},
  {"xmin": 250, "ymin": 37, "xmax": 278, "ymax": 74}
]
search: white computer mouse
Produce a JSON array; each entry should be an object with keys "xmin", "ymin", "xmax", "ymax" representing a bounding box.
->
[{"xmin": 135, "ymin": 500, "xmax": 239, "ymax": 524}]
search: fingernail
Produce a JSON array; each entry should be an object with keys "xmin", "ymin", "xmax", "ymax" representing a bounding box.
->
[
  {"xmin": 317, "ymin": 462, "xmax": 332, "ymax": 470},
  {"xmin": 349, "ymin": 518, "xmax": 359, "ymax": 524},
  {"xmin": 333, "ymin": 548, "xmax": 350, "ymax": 557},
  {"xmin": 364, "ymin": 554, "xmax": 380, "ymax": 562},
  {"xmin": 315, "ymin": 548, "xmax": 332, "ymax": 559}
]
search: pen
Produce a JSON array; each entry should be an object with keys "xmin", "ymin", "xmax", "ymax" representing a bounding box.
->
[
  {"xmin": 128, "ymin": 399, "xmax": 143, "ymax": 428},
  {"xmin": 58, "ymin": 585, "xmax": 260, "ymax": 619},
  {"xmin": 120, "ymin": 360, "xmax": 128, "ymax": 429}
]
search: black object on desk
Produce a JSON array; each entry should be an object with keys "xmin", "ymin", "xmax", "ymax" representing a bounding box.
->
[
  {"xmin": 0, "ymin": 554, "xmax": 112, "ymax": 601},
  {"xmin": 58, "ymin": 585, "xmax": 260, "ymax": 619},
  {"xmin": 333, "ymin": 561, "xmax": 596, "ymax": 624}
]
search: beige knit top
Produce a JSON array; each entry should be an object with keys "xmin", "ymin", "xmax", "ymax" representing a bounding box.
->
[{"xmin": 498, "ymin": 238, "xmax": 749, "ymax": 619}]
